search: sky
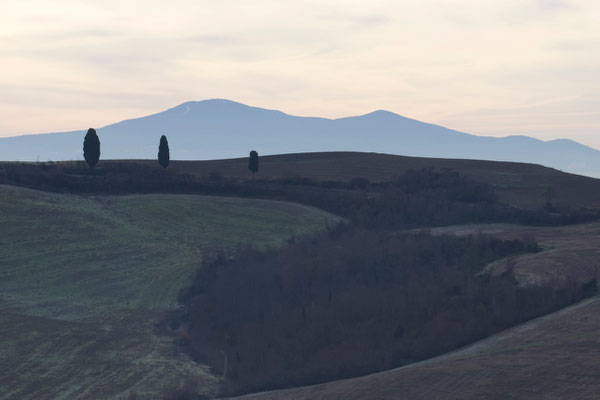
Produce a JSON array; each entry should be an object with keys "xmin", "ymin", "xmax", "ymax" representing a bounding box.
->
[{"xmin": 1, "ymin": 0, "xmax": 599, "ymax": 148}]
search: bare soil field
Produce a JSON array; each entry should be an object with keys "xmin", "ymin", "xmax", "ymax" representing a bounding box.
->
[{"xmin": 428, "ymin": 222, "xmax": 600, "ymax": 288}]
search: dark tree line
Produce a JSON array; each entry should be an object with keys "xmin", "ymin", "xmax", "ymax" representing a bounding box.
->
[
  {"xmin": 158, "ymin": 135, "xmax": 170, "ymax": 168},
  {"xmin": 177, "ymin": 227, "xmax": 595, "ymax": 396},
  {"xmin": 249, "ymin": 150, "xmax": 259, "ymax": 179},
  {"xmin": 4, "ymin": 162, "xmax": 599, "ymax": 228},
  {"xmin": 83, "ymin": 128, "xmax": 100, "ymax": 168}
]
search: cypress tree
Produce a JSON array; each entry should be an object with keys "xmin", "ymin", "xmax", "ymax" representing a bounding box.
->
[
  {"xmin": 158, "ymin": 135, "xmax": 170, "ymax": 168},
  {"xmin": 83, "ymin": 128, "xmax": 100, "ymax": 169},
  {"xmin": 248, "ymin": 150, "xmax": 259, "ymax": 180}
]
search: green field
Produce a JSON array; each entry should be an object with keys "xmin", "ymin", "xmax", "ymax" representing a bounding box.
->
[{"xmin": 0, "ymin": 185, "xmax": 340, "ymax": 399}]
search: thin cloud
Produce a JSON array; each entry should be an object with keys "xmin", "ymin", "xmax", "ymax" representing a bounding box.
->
[
  {"xmin": 536, "ymin": 0, "xmax": 576, "ymax": 10},
  {"xmin": 184, "ymin": 35, "xmax": 242, "ymax": 45},
  {"xmin": 347, "ymin": 15, "xmax": 391, "ymax": 27},
  {"xmin": 1, "ymin": 0, "xmax": 599, "ymax": 149}
]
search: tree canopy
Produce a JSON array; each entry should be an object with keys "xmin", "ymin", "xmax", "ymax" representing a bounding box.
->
[
  {"xmin": 248, "ymin": 150, "xmax": 259, "ymax": 178},
  {"xmin": 158, "ymin": 135, "xmax": 170, "ymax": 168},
  {"xmin": 83, "ymin": 128, "xmax": 100, "ymax": 168}
]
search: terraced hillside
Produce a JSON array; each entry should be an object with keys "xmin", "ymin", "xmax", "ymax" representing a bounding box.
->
[{"xmin": 0, "ymin": 185, "xmax": 339, "ymax": 399}]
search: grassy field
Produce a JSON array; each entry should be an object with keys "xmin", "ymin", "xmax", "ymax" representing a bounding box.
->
[
  {"xmin": 227, "ymin": 296, "xmax": 600, "ymax": 400},
  {"xmin": 0, "ymin": 184, "xmax": 340, "ymax": 399},
  {"xmin": 160, "ymin": 151, "xmax": 600, "ymax": 209}
]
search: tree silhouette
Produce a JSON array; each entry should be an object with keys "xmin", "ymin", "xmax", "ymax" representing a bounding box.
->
[
  {"xmin": 83, "ymin": 128, "xmax": 100, "ymax": 169},
  {"xmin": 158, "ymin": 135, "xmax": 170, "ymax": 168},
  {"xmin": 248, "ymin": 150, "xmax": 259, "ymax": 180}
]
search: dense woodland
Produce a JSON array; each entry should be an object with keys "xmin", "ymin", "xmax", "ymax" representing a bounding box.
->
[{"xmin": 178, "ymin": 227, "xmax": 599, "ymax": 395}]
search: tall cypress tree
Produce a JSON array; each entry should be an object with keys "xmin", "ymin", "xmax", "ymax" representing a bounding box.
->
[
  {"xmin": 248, "ymin": 150, "xmax": 259, "ymax": 180},
  {"xmin": 83, "ymin": 128, "xmax": 100, "ymax": 169},
  {"xmin": 158, "ymin": 135, "xmax": 170, "ymax": 168}
]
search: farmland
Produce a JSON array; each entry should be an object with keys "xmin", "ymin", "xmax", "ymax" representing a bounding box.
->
[
  {"xmin": 3, "ymin": 151, "xmax": 600, "ymax": 399},
  {"xmin": 0, "ymin": 185, "xmax": 339, "ymax": 399},
  {"xmin": 165, "ymin": 152, "xmax": 600, "ymax": 209},
  {"xmin": 225, "ymin": 295, "xmax": 600, "ymax": 400}
]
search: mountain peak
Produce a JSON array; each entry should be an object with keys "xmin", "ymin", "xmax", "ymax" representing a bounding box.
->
[
  {"xmin": 175, "ymin": 99, "xmax": 249, "ymax": 109},
  {"xmin": 363, "ymin": 109, "xmax": 400, "ymax": 118}
]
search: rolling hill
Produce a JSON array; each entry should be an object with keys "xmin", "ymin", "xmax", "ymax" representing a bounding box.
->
[
  {"xmin": 3, "ymin": 151, "xmax": 600, "ymax": 399},
  {"xmin": 158, "ymin": 151, "xmax": 600, "ymax": 210},
  {"xmin": 226, "ymin": 295, "xmax": 600, "ymax": 400},
  {"xmin": 1, "ymin": 99, "xmax": 600, "ymax": 177},
  {"xmin": 222, "ymin": 220, "xmax": 600, "ymax": 400},
  {"xmin": 0, "ymin": 185, "xmax": 340, "ymax": 399}
]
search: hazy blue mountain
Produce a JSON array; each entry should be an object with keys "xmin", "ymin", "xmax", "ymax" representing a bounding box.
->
[{"xmin": 2, "ymin": 99, "xmax": 600, "ymax": 177}]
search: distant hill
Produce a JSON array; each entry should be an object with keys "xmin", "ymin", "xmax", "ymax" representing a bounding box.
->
[
  {"xmin": 163, "ymin": 152, "xmax": 600, "ymax": 210},
  {"xmin": 1, "ymin": 99, "xmax": 600, "ymax": 177}
]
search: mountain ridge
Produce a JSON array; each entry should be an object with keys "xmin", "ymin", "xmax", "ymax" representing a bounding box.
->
[{"xmin": 1, "ymin": 99, "xmax": 599, "ymax": 177}]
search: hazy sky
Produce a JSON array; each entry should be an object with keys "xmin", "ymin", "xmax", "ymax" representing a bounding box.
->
[{"xmin": 1, "ymin": 0, "xmax": 599, "ymax": 148}]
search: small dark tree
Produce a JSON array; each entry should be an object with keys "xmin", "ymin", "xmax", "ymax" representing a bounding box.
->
[
  {"xmin": 158, "ymin": 135, "xmax": 170, "ymax": 168},
  {"xmin": 83, "ymin": 128, "xmax": 100, "ymax": 169},
  {"xmin": 248, "ymin": 150, "xmax": 259, "ymax": 180}
]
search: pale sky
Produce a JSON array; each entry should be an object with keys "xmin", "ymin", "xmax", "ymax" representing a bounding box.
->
[{"xmin": 1, "ymin": 0, "xmax": 600, "ymax": 148}]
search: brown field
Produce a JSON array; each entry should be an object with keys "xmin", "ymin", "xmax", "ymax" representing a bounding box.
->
[
  {"xmin": 161, "ymin": 152, "xmax": 600, "ymax": 209},
  {"xmin": 7, "ymin": 152, "xmax": 600, "ymax": 209},
  {"xmin": 428, "ymin": 222, "xmax": 600, "ymax": 288}
]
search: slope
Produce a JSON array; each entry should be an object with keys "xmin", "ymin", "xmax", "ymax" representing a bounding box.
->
[
  {"xmin": 225, "ymin": 220, "xmax": 600, "ymax": 400},
  {"xmin": 0, "ymin": 185, "xmax": 340, "ymax": 399},
  {"xmin": 226, "ymin": 296, "xmax": 600, "ymax": 400},
  {"xmin": 164, "ymin": 151, "xmax": 600, "ymax": 209}
]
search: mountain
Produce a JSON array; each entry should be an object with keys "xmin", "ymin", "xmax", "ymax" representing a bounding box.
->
[{"xmin": 1, "ymin": 99, "xmax": 600, "ymax": 177}]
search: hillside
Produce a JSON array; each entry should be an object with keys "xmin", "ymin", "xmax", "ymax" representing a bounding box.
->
[
  {"xmin": 9, "ymin": 152, "xmax": 593, "ymax": 210},
  {"xmin": 220, "ymin": 219, "xmax": 600, "ymax": 400},
  {"xmin": 1, "ymin": 99, "xmax": 600, "ymax": 177},
  {"xmin": 428, "ymin": 222, "xmax": 600, "ymax": 288},
  {"xmin": 213, "ymin": 218, "xmax": 600, "ymax": 399},
  {"xmin": 0, "ymin": 185, "xmax": 339, "ymax": 399},
  {"xmin": 158, "ymin": 152, "xmax": 599, "ymax": 397},
  {"xmin": 3, "ymin": 152, "xmax": 600, "ymax": 398},
  {"xmin": 164, "ymin": 151, "xmax": 600, "ymax": 209},
  {"xmin": 226, "ymin": 296, "xmax": 600, "ymax": 400}
]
